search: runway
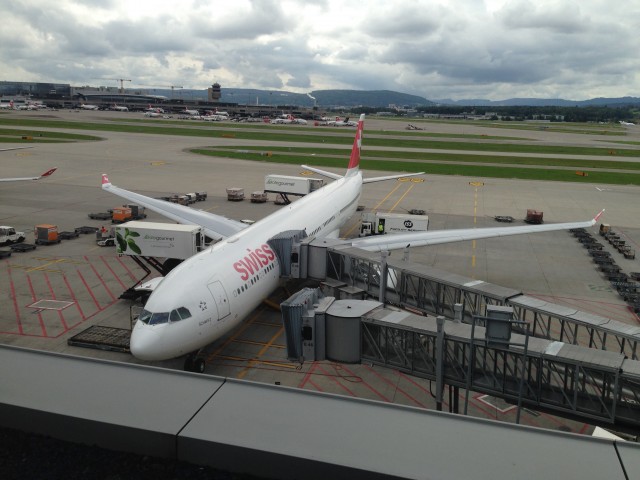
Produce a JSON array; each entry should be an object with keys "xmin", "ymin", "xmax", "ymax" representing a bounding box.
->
[{"xmin": 2, "ymin": 109, "xmax": 639, "ymax": 434}]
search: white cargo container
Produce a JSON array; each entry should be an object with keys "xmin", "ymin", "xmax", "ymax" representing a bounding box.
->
[
  {"xmin": 264, "ymin": 175, "xmax": 324, "ymax": 196},
  {"xmin": 114, "ymin": 221, "xmax": 205, "ymax": 259},
  {"xmin": 359, "ymin": 212, "xmax": 429, "ymax": 237}
]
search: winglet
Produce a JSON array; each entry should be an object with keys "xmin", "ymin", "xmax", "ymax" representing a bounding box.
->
[
  {"xmin": 593, "ymin": 209, "xmax": 605, "ymax": 224},
  {"xmin": 39, "ymin": 168, "xmax": 57, "ymax": 178},
  {"xmin": 101, "ymin": 174, "xmax": 111, "ymax": 188},
  {"xmin": 346, "ymin": 114, "xmax": 365, "ymax": 174}
]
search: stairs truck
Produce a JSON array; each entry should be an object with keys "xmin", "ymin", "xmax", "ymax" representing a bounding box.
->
[{"xmin": 359, "ymin": 212, "xmax": 429, "ymax": 237}]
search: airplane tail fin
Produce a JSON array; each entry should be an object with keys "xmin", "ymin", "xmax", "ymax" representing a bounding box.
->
[
  {"xmin": 346, "ymin": 114, "xmax": 365, "ymax": 176},
  {"xmin": 40, "ymin": 168, "xmax": 57, "ymax": 178},
  {"xmin": 101, "ymin": 174, "xmax": 111, "ymax": 188}
]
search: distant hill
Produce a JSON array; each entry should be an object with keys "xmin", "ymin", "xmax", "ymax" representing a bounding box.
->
[
  {"xmin": 137, "ymin": 86, "xmax": 640, "ymax": 109},
  {"xmin": 434, "ymin": 96, "xmax": 640, "ymax": 107},
  {"xmin": 140, "ymin": 87, "xmax": 432, "ymax": 108}
]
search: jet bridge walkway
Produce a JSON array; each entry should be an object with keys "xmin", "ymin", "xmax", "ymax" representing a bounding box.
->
[
  {"xmin": 316, "ymin": 244, "xmax": 640, "ymax": 432},
  {"xmin": 324, "ymin": 245, "xmax": 640, "ymax": 360},
  {"xmin": 360, "ymin": 308, "xmax": 640, "ymax": 433}
]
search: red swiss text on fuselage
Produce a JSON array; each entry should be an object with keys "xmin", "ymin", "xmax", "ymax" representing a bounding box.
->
[{"xmin": 233, "ymin": 244, "xmax": 276, "ymax": 281}]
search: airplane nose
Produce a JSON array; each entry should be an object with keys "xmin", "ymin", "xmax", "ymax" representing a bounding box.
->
[{"xmin": 130, "ymin": 323, "xmax": 164, "ymax": 361}]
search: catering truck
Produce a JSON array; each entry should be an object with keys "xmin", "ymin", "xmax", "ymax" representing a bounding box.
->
[
  {"xmin": 359, "ymin": 212, "xmax": 429, "ymax": 237},
  {"xmin": 264, "ymin": 175, "xmax": 324, "ymax": 196},
  {"xmin": 114, "ymin": 221, "xmax": 205, "ymax": 260}
]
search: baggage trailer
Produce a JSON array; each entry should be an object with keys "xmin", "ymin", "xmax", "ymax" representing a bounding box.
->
[
  {"xmin": 34, "ymin": 224, "xmax": 61, "ymax": 245},
  {"xmin": 524, "ymin": 209, "xmax": 543, "ymax": 224}
]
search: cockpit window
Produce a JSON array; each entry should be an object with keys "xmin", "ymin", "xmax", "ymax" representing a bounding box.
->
[
  {"xmin": 138, "ymin": 309, "xmax": 170, "ymax": 325},
  {"xmin": 149, "ymin": 312, "xmax": 170, "ymax": 325},
  {"xmin": 138, "ymin": 309, "xmax": 152, "ymax": 324},
  {"xmin": 169, "ymin": 307, "xmax": 192, "ymax": 322}
]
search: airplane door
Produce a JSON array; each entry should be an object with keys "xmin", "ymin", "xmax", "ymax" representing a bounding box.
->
[{"xmin": 207, "ymin": 281, "xmax": 230, "ymax": 320}]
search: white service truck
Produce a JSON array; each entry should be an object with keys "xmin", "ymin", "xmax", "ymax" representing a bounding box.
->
[
  {"xmin": 359, "ymin": 212, "xmax": 429, "ymax": 237},
  {"xmin": 0, "ymin": 226, "xmax": 26, "ymax": 245},
  {"xmin": 114, "ymin": 221, "xmax": 205, "ymax": 259},
  {"xmin": 264, "ymin": 175, "xmax": 324, "ymax": 196}
]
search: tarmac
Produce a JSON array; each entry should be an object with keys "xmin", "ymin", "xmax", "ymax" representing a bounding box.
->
[{"xmin": 1, "ymin": 109, "xmax": 639, "ymax": 435}]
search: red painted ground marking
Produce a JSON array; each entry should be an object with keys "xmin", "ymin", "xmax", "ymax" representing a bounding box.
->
[
  {"xmin": 6, "ymin": 262, "xmax": 24, "ymax": 334},
  {"xmin": 339, "ymin": 364, "xmax": 389, "ymax": 402},
  {"xmin": 315, "ymin": 364, "xmax": 356, "ymax": 397},
  {"xmin": 26, "ymin": 275, "xmax": 47, "ymax": 337},
  {"xmin": 63, "ymin": 274, "xmax": 86, "ymax": 322},
  {"xmin": 298, "ymin": 361, "xmax": 317, "ymax": 389},
  {"xmin": 363, "ymin": 365, "xmax": 426, "ymax": 407},
  {"xmin": 44, "ymin": 272, "xmax": 69, "ymax": 332},
  {"xmin": 85, "ymin": 255, "xmax": 116, "ymax": 301},
  {"xmin": 398, "ymin": 371, "xmax": 435, "ymax": 398},
  {"xmin": 307, "ymin": 379, "xmax": 324, "ymax": 392},
  {"xmin": 115, "ymin": 255, "xmax": 139, "ymax": 282},
  {"xmin": 77, "ymin": 269, "xmax": 102, "ymax": 310},
  {"xmin": 101, "ymin": 256, "xmax": 128, "ymax": 290}
]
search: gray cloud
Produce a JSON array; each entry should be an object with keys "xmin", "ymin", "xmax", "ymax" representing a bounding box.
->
[{"xmin": 1, "ymin": 0, "xmax": 638, "ymax": 101}]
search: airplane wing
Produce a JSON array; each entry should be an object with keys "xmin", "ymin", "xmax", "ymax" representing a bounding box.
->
[
  {"xmin": 301, "ymin": 165, "xmax": 425, "ymax": 184},
  {"xmin": 348, "ymin": 211, "xmax": 604, "ymax": 252},
  {"xmin": 0, "ymin": 168, "xmax": 57, "ymax": 182},
  {"xmin": 101, "ymin": 174, "xmax": 248, "ymax": 241}
]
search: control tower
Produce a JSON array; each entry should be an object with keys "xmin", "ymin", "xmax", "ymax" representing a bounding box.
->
[{"xmin": 207, "ymin": 82, "xmax": 221, "ymax": 102}]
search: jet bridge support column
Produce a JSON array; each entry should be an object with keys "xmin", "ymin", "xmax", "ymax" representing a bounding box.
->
[{"xmin": 378, "ymin": 251, "xmax": 389, "ymax": 304}]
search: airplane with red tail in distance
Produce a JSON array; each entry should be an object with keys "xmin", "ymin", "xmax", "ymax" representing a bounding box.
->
[
  {"xmin": 101, "ymin": 114, "xmax": 603, "ymax": 372},
  {"xmin": 0, "ymin": 167, "xmax": 57, "ymax": 182}
]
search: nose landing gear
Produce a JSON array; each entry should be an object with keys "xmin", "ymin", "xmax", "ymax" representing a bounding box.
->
[{"xmin": 184, "ymin": 353, "xmax": 206, "ymax": 373}]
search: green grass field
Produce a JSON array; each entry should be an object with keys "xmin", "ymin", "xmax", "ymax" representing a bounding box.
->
[{"xmin": 1, "ymin": 116, "xmax": 638, "ymax": 184}]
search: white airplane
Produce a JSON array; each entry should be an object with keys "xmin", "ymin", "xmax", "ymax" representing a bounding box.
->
[
  {"xmin": 101, "ymin": 114, "xmax": 603, "ymax": 372},
  {"xmin": 80, "ymin": 103, "xmax": 99, "ymax": 110},
  {"xmin": 619, "ymin": 121, "xmax": 635, "ymax": 126},
  {"xmin": 182, "ymin": 108, "xmax": 200, "ymax": 116},
  {"xmin": 0, "ymin": 167, "xmax": 56, "ymax": 182},
  {"xmin": 326, "ymin": 116, "xmax": 356, "ymax": 127},
  {"xmin": 0, "ymin": 101, "xmax": 14, "ymax": 109},
  {"xmin": 111, "ymin": 104, "xmax": 129, "ymax": 112},
  {"xmin": 145, "ymin": 105, "xmax": 165, "ymax": 114}
]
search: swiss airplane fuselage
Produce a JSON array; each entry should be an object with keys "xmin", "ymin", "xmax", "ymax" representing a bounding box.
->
[{"xmin": 131, "ymin": 171, "xmax": 362, "ymax": 360}]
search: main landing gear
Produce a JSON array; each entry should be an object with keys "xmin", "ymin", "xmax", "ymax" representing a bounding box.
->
[{"xmin": 184, "ymin": 353, "xmax": 206, "ymax": 373}]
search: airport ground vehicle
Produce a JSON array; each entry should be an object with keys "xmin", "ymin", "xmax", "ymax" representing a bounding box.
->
[
  {"xmin": 112, "ymin": 204, "xmax": 147, "ymax": 223},
  {"xmin": 525, "ymin": 209, "xmax": 544, "ymax": 224},
  {"xmin": 34, "ymin": 224, "xmax": 60, "ymax": 245},
  {"xmin": 264, "ymin": 175, "xmax": 324, "ymax": 196},
  {"xmin": 114, "ymin": 221, "xmax": 206, "ymax": 259},
  {"xmin": 359, "ymin": 212, "xmax": 429, "ymax": 237},
  {"xmin": 0, "ymin": 226, "xmax": 26, "ymax": 245}
]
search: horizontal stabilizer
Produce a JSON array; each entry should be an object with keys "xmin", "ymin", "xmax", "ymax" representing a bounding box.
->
[
  {"xmin": 363, "ymin": 172, "xmax": 424, "ymax": 184},
  {"xmin": 300, "ymin": 165, "xmax": 343, "ymax": 180}
]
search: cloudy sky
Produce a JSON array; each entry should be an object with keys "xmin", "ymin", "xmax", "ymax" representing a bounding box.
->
[{"xmin": 2, "ymin": 0, "xmax": 638, "ymax": 101}]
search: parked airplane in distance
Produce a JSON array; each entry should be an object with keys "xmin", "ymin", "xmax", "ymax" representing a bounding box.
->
[
  {"xmin": 102, "ymin": 114, "xmax": 602, "ymax": 372},
  {"xmin": 620, "ymin": 121, "xmax": 636, "ymax": 126},
  {"xmin": 182, "ymin": 108, "xmax": 200, "ymax": 116},
  {"xmin": 0, "ymin": 167, "xmax": 56, "ymax": 182},
  {"xmin": 111, "ymin": 104, "xmax": 129, "ymax": 112},
  {"xmin": 0, "ymin": 101, "xmax": 14, "ymax": 109},
  {"xmin": 80, "ymin": 103, "xmax": 99, "ymax": 110}
]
